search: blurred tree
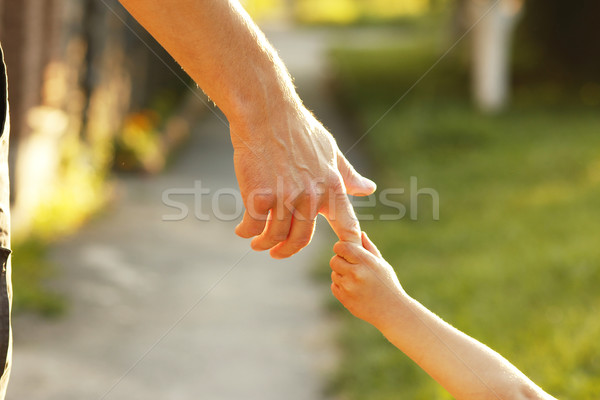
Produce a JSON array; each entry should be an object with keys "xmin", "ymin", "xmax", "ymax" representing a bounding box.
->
[
  {"xmin": 294, "ymin": 0, "xmax": 432, "ymax": 24},
  {"xmin": 516, "ymin": 0, "xmax": 600, "ymax": 85},
  {"xmin": 284, "ymin": 0, "xmax": 295, "ymax": 22},
  {"xmin": 466, "ymin": 0, "xmax": 524, "ymax": 113}
]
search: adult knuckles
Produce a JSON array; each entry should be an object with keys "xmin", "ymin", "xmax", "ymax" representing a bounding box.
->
[
  {"xmin": 328, "ymin": 173, "xmax": 346, "ymax": 194},
  {"xmin": 292, "ymin": 192, "xmax": 320, "ymax": 221},
  {"xmin": 280, "ymin": 184, "xmax": 302, "ymax": 201},
  {"xmin": 247, "ymin": 193, "xmax": 274, "ymax": 216},
  {"xmin": 299, "ymin": 187, "xmax": 321, "ymax": 207}
]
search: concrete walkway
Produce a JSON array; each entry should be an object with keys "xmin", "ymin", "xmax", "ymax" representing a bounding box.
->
[{"xmin": 6, "ymin": 27, "xmax": 367, "ymax": 400}]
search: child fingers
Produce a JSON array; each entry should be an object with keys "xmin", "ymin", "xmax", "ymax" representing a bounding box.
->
[
  {"xmin": 333, "ymin": 241, "xmax": 359, "ymax": 263},
  {"xmin": 329, "ymin": 254, "xmax": 353, "ymax": 275},
  {"xmin": 330, "ymin": 282, "xmax": 343, "ymax": 301},
  {"xmin": 361, "ymin": 231, "xmax": 382, "ymax": 258},
  {"xmin": 330, "ymin": 270, "xmax": 346, "ymax": 289},
  {"xmin": 331, "ymin": 270, "xmax": 341, "ymax": 281},
  {"xmin": 333, "ymin": 240, "xmax": 375, "ymax": 265}
]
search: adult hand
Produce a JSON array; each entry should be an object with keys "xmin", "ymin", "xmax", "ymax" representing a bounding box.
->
[
  {"xmin": 118, "ymin": 1, "xmax": 375, "ymax": 257},
  {"xmin": 231, "ymin": 106, "xmax": 376, "ymax": 259}
]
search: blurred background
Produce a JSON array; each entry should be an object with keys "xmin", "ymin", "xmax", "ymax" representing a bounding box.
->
[{"xmin": 0, "ymin": 0, "xmax": 599, "ymax": 399}]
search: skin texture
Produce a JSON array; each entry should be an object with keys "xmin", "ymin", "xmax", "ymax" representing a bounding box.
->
[
  {"xmin": 118, "ymin": 0, "xmax": 376, "ymax": 258},
  {"xmin": 330, "ymin": 232, "xmax": 557, "ymax": 400}
]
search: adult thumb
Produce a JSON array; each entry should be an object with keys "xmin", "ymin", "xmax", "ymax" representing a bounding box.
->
[{"xmin": 337, "ymin": 151, "xmax": 376, "ymax": 196}]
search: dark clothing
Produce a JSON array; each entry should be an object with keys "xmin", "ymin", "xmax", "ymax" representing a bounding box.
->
[{"xmin": 0, "ymin": 43, "xmax": 13, "ymax": 399}]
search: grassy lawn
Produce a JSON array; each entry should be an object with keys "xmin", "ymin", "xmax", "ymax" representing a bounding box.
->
[
  {"xmin": 327, "ymin": 30, "xmax": 600, "ymax": 400},
  {"xmin": 11, "ymin": 239, "xmax": 66, "ymax": 317}
]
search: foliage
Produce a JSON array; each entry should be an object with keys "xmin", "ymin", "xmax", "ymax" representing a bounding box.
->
[
  {"xmin": 328, "ymin": 31, "xmax": 600, "ymax": 400},
  {"xmin": 29, "ymin": 136, "xmax": 109, "ymax": 240},
  {"xmin": 330, "ymin": 30, "xmax": 469, "ymax": 110},
  {"xmin": 12, "ymin": 122, "xmax": 110, "ymax": 316},
  {"xmin": 242, "ymin": 0, "xmax": 289, "ymax": 21},
  {"xmin": 16, "ymin": 82, "xmax": 185, "ymax": 317},
  {"xmin": 296, "ymin": 0, "xmax": 439, "ymax": 24},
  {"xmin": 113, "ymin": 110, "xmax": 165, "ymax": 173},
  {"xmin": 514, "ymin": 0, "xmax": 600, "ymax": 89},
  {"xmin": 11, "ymin": 239, "xmax": 66, "ymax": 317},
  {"xmin": 244, "ymin": 0, "xmax": 447, "ymax": 25},
  {"xmin": 113, "ymin": 89, "xmax": 185, "ymax": 173}
]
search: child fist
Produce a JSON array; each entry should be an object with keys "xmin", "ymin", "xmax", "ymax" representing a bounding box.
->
[{"xmin": 330, "ymin": 232, "xmax": 406, "ymax": 329}]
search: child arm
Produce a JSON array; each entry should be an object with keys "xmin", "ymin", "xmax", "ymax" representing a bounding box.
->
[{"xmin": 330, "ymin": 232, "xmax": 555, "ymax": 400}]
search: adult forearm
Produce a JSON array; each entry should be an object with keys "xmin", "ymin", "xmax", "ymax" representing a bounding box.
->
[
  {"xmin": 378, "ymin": 295, "xmax": 552, "ymax": 400},
  {"xmin": 119, "ymin": 0, "xmax": 300, "ymax": 135},
  {"xmin": 119, "ymin": 0, "xmax": 376, "ymax": 256}
]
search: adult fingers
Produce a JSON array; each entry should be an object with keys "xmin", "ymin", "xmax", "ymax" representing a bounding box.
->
[
  {"xmin": 235, "ymin": 210, "xmax": 267, "ymax": 238},
  {"xmin": 323, "ymin": 188, "xmax": 362, "ymax": 244},
  {"xmin": 250, "ymin": 206, "xmax": 293, "ymax": 251},
  {"xmin": 269, "ymin": 201, "xmax": 317, "ymax": 258},
  {"xmin": 235, "ymin": 192, "xmax": 273, "ymax": 238},
  {"xmin": 269, "ymin": 218, "xmax": 316, "ymax": 259}
]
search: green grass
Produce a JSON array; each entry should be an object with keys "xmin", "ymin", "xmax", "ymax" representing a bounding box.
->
[
  {"xmin": 11, "ymin": 238, "xmax": 66, "ymax": 317},
  {"xmin": 327, "ymin": 33, "xmax": 600, "ymax": 400}
]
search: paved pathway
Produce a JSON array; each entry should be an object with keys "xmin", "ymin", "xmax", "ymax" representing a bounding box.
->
[{"xmin": 6, "ymin": 26, "xmax": 375, "ymax": 400}]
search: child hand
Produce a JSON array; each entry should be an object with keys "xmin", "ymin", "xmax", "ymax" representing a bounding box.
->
[{"xmin": 330, "ymin": 232, "xmax": 406, "ymax": 329}]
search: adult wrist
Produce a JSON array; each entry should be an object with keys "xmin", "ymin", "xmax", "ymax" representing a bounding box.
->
[
  {"xmin": 226, "ymin": 66, "xmax": 304, "ymax": 139},
  {"xmin": 228, "ymin": 96, "xmax": 305, "ymax": 152}
]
